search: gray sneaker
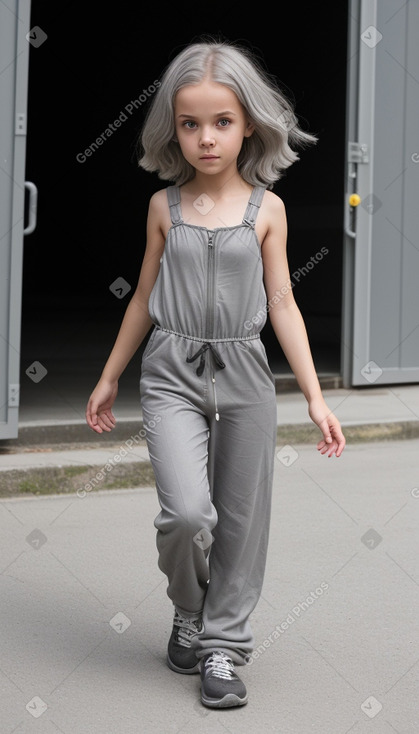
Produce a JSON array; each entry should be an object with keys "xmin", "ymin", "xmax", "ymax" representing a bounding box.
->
[
  {"xmin": 167, "ymin": 611, "xmax": 202, "ymax": 674},
  {"xmin": 200, "ymin": 651, "xmax": 248, "ymax": 708}
]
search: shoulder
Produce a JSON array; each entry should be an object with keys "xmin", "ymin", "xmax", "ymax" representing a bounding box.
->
[
  {"xmin": 147, "ymin": 186, "xmax": 173, "ymax": 237},
  {"xmin": 261, "ymin": 189, "xmax": 286, "ymax": 218},
  {"xmin": 148, "ymin": 186, "xmax": 172, "ymax": 214},
  {"xmin": 257, "ymin": 189, "xmax": 287, "ymax": 246}
]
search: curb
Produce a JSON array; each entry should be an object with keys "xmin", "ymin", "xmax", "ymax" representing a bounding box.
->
[
  {"xmin": 3, "ymin": 374, "xmax": 344, "ymax": 448},
  {"xmin": 2, "ymin": 416, "xmax": 419, "ymax": 449},
  {"xmin": 276, "ymin": 419, "xmax": 419, "ymax": 444},
  {"xmin": 1, "ymin": 420, "xmax": 418, "ymax": 499}
]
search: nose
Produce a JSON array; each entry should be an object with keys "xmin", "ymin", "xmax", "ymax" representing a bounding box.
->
[{"xmin": 199, "ymin": 127, "xmax": 215, "ymax": 147}]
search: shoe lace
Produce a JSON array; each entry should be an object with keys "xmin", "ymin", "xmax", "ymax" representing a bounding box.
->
[
  {"xmin": 173, "ymin": 612, "xmax": 202, "ymax": 648},
  {"xmin": 204, "ymin": 651, "xmax": 235, "ymax": 680}
]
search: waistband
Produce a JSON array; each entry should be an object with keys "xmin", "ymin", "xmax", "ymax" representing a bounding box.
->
[
  {"xmin": 155, "ymin": 326, "xmax": 260, "ymax": 376},
  {"xmin": 155, "ymin": 326, "xmax": 260, "ymax": 344}
]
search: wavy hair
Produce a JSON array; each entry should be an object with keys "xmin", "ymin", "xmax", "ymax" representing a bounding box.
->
[{"xmin": 137, "ymin": 38, "xmax": 318, "ymax": 187}]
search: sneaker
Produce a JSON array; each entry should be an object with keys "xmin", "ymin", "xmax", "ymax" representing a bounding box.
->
[
  {"xmin": 200, "ymin": 651, "xmax": 248, "ymax": 708},
  {"xmin": 167, "ymin": 611, "xmax": 203, "ymax": 674}
]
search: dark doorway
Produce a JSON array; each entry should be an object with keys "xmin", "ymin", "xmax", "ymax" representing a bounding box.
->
[{"xmin": 21, "ymin": 2, "xmax": 348, "ymax": 421}]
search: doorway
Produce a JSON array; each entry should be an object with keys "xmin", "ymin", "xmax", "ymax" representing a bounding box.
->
[{"xmin": 20, "ymin": 3, "xmax": 349, "ymax": 421}]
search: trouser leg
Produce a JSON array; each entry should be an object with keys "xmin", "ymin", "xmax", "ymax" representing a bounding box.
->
[
  {"xmin": 192, "ymin": 344, "xmax": 277, "ymax": 665},
  {"xmin": 141, "ymin": 394, "xmax": 217, "ymax": 617},
  {"xmin": 140, "ymin": 334, "xmax": 277, "ymax": 665}
]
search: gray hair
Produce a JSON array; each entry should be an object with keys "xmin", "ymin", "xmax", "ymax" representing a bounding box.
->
[{"xmin": 137, "ymin": 39, "xmax": 317, "ymax": 187}]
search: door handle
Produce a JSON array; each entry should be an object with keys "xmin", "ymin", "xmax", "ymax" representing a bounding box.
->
[
  {"xmin": 24, "ymin": 181, "xmax": 38, "ymax": 235},
  {"xmin": 345, "ymin": 142, "xmax": 368, "ymax": 239},
  {"xmin": 345, "ymin": 192, "xmax": 362, "ymax": 239},
  {"xmin": 344, "ymin": 162, "xmax": 359, "ymax": 239}
]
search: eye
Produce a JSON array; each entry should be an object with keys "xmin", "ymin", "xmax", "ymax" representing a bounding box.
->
[
  {"xmin": 218, "ymin": 118, "xmax": 230, "ymax": 127},
  {"xmin": 183, "ymin": 120, "xmax": 197, "ymax": 129}
]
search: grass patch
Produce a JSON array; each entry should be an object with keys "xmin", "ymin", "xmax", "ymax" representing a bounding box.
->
[{"xmin": 0, "ymin": 463, "xmax": 156, "ymax": 498}]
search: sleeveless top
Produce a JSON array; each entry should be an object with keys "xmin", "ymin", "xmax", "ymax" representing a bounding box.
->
[{"xmin": 147, "ymin": 185, "xmax": 269, "ymax": 347}]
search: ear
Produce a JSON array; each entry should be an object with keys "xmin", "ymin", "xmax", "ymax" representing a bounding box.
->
[{"xmin": 243, "ymin": 120, "xmax": 255, "ymax": 138}]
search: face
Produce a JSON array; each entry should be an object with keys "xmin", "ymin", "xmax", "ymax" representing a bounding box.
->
[{"xmin": 174, "ymin": 79, "xmax": 254, "ymax": 177}]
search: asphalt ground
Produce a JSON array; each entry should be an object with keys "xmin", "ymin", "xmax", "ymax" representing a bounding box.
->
[
  {"xmin": 1, "ymin": 437, "xmax": 418, "ymax": 733},
  {"xmin": 1, "ymin": 382, "xmax": 419, "ymax": 732}
]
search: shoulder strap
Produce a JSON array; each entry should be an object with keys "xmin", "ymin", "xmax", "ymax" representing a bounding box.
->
[
  {"xmin": 166, "ymin": 185, "xmax": 183, "ymax": 224},
  {"xmin": 242, "ymin": 186, "xmax": 267, "ymax": 227}
]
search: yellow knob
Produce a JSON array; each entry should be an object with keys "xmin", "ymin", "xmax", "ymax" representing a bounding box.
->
[{"xmin": 349, "ymin": 194, "xmax": 361, "ymax": 207}]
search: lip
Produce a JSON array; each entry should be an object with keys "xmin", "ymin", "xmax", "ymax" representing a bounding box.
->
[{"xmin": 200, "ymin": 155, "xmax": 219, "ymax": 159}]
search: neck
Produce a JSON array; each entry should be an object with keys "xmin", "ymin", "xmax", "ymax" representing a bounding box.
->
[{"xmin": 189, "ymin": 169, "xmax": 250, "ymax": 198}]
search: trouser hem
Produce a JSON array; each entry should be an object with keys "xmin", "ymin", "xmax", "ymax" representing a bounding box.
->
[
  {"xmin": 195, "ymin": 646, "xmax": 249, "ymax": 667},
  {"xmin": 174, "ymin": 603, "xmax": 203, "ymax": 621}
]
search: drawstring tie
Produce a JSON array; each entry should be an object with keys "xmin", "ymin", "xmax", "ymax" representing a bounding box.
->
[{"xmin": 186, "ymin": 342, "xmax": 226, "ymax": 377}]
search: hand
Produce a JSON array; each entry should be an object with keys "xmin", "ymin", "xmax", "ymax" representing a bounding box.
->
[
  {"xmin": 85, "ymin": 378, "xmax": 118, "ymax": 434},
  {"xmin": 308, "ymin": 396, "xmax": 346, "ymax": 458}
]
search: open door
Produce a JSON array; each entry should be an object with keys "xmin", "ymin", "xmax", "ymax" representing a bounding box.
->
[
  {"xmin": 0, "ymin": 0, "xmax": 37, "ymax": 439},
  {"xmin": 342, "ymin": 0, "xmax": 419, "ymax": 387}
]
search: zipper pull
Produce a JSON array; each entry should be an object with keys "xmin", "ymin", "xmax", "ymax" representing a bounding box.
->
[{"xmin": 212, "ymin": 375, "xmax": 220, "ymax": 421}]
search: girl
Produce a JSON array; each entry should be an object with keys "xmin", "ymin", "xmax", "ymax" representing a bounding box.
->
[{"xmin": 85, "ymin": 37, "xmax": 346, "ymax": 709}]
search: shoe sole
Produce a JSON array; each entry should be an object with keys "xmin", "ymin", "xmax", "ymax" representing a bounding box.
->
[
  {"xmin": 200, "ymin": 692, "xmax": 248, "ymax": 708},
  {"xmin": 166, "ymin": 653, "xmax": 200, "ymax": 675}
]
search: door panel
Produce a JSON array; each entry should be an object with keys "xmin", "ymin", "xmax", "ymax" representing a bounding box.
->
[
  {"xmin": 342, "ymin": 0, "xmax": 419, "ymax": 387},
  {"xmin": 0, "ymin": 0, "xmax": 34, "ymax": 438}
]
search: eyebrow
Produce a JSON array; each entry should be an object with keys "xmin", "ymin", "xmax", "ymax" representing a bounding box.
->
[{"xmin": 177, "ymin": 110, "xmax": 237, "ymax": 119}]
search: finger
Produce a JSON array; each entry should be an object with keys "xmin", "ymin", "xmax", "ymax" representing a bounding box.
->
[
  {"xmin": 105, "ymin": 410, "xmax": 117, "ymax": 426},
  {"xmin": 86, "ymin": 408, "xmax": 101, "ymax": 433},
  {"xmin": 96, "ymin": 416, "xmax": 113, "ymax": 432},
  {"xmin": 86, "ymin": 398, "xmax": 99, "ymax": 425},
  {"xmin": 91, "ymin": 424, "xmax": 104, "ymax": 434},
  {"xmin": 317, "ymin": 438, "xmax": 339, "ymax": 457},
  {"xmin": 329, "ymin": 426, "xmax": 346, "ymax": 457},
  {"xmin": 317, "ymin": 442, "xmax": 329, "ymax": 455},
  {"xmin": 89, "ymin": 415, "xmax": 104, "ymax": 434},
  {"xmin": 326, "ymin": 441, "xmax": 338, "ymax": 457},
  {"xmin": 326, "ymin": 421, "xmax": 346, "ymax": 453},
  {"xmin": 318, "ymin": 420, "xmax": 333, "ymax": 445},
  {"xmin": 99, "ymin": 412, "xmax": 116, "ymax": 429},
  {"xmin": 329, "ymin": 437, "xmax": 345, "ymax": 457},
  {"xmin": 335, "ymin": 436, "xmax": 346, "ymax": 457}
]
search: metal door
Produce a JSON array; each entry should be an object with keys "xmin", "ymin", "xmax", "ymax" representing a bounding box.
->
[
  {"xmin": 342, "ymin": 0, "xmax": 419, "ymax": 387},
  {"xmin": 0, "ymin": 0, "xmax": 37, "ymax": 438}
]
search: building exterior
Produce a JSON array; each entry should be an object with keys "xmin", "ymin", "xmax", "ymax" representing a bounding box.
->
[{"xmin": 1, "ymin": 0, "xmax": 418, "ymax": 438}]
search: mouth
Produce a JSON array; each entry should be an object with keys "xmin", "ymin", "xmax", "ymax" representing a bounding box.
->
[{"xmin": 200, "ymin": 155, "xmax": 219, "ymax": 160}]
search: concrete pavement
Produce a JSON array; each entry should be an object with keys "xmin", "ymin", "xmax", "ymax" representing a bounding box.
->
[
  {"xmin": 1, "ymin": 437, "xmax": 418, "ymax": 733},
  {"xmin": 1, "ymin": 381, "xmax": 419, "ymax": 732}
]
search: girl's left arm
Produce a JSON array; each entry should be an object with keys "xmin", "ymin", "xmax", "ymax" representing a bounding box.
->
[{"xmin": 261, "ymin": 193, "xmax": 346, "ymax": 458}]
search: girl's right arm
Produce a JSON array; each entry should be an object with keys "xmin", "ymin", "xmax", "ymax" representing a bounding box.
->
[{"xmin": 85, "ymin": 191, "xmax": 166, "ymax": 433}]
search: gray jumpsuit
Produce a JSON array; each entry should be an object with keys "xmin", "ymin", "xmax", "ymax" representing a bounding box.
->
[{"xmin": 139, "ymin": 184, "xmax": 277, "ymax": 666}]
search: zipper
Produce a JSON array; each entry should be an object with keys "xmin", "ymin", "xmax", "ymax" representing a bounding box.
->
[
  {"xmin": 186, "ymin": 230, "xmax": 223, "ymax": 421},
  {"xmin": 206, "ymin": 231, "xmax": 215, "ymax": 339},
  {"xmin": 206, "ymin": 231, "xmax": 219, "ymax": 421}
]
